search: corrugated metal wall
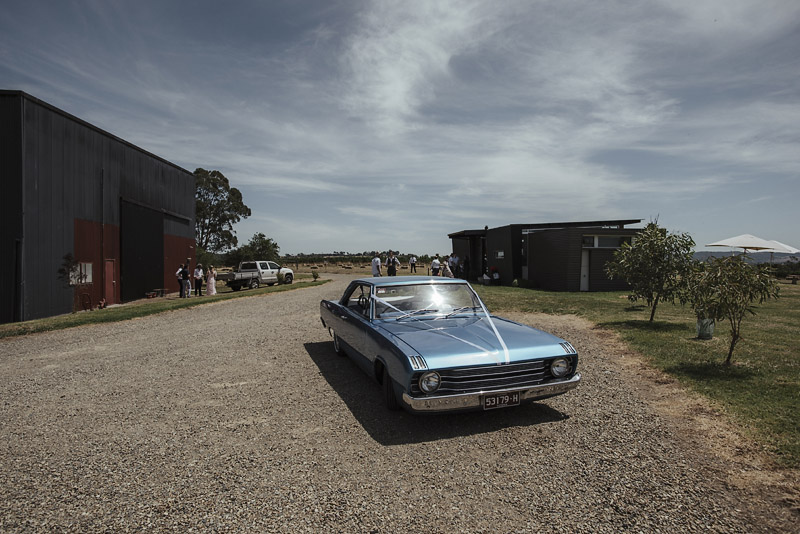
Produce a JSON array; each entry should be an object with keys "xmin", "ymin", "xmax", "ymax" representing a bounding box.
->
[
  {"xmin": 486, "ymin": 226, "xmax": 517, "ymax": 285},
  {"xmin": 528, "ymin": 230, "xmax": 571, "ymax": 290},
  {"xmin": 528, "ymin": 228, "xmax": 638, "ymax": 291},
  {"xmin": 0, "ymin": 94, "xmax": 24, "ymax": 323},
  {"xmin": 0, "ymin": 90, "xmax": 195, "ymax": 322}
]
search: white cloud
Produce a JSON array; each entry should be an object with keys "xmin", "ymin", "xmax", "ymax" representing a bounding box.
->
[{"xmin": 2, "ymin": 0, "xmax": 798, "ymax": 253}]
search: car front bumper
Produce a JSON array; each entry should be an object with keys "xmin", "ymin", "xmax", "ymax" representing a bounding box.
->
[{"xmin": 401, "ymin": 373, "xmax": 581, "ymax": 412}]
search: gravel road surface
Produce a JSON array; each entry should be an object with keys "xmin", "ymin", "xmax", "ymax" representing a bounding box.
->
[{"xmin": 0, "ymin": 274, "xmax": 796, "ymax": 532}]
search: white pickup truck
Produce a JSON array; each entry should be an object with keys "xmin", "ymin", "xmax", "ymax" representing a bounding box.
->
[{"xmin": 217, "ymin": 261, "xmax": 294, "ymax": 291}]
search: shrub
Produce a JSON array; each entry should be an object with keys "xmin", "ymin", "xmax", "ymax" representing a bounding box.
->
[
  {"xmin": 683, "ymin": 256, "xmax": 779, "ymax": 364},
  {"xmin": 606, "ymin": 222, "xmax": 695, "ymax": 322}
]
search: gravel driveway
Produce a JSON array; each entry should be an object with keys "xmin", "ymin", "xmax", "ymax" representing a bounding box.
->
[{"xmin": 0, "ymin": 274, "xmax": 796, "ymax": 532}]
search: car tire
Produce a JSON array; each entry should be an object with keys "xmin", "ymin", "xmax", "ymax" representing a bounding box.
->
[
  {"xmin": 383, "ymin": 365, "xmax": 401, "ymax": 411},
  {"xmin": 332, "ymin": 332, "xmax": 346, "ymax": 356},
  {"xmin": 284, "ymin": 274, "xmax": 293, "ymax": 284},
  {"xmin": 249, "ymin": 279, "xmax": 259, "ymax": 290}
]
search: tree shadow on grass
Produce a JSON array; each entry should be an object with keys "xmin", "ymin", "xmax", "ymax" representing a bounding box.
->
[
  {"xmin": 598, "ymin": 319, "xmax": 690, "ymax": 334},
  {"xmin": 664, "ymin": 360, "xmax": 758, "ymax": 382},
  {"xmin": 623, "ymin": 305, "xmax": 647, "ymax": 313},
  {"xmin": 304, "ymin": 342, "xmax": 569, "ymax": 446}
]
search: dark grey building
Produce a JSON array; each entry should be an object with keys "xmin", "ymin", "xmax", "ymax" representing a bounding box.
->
[
  {"xmin": 449, "ymin": 219, "xmax": 642, "ymax": 291},
  {"xmin": 1, "ymin": 90, "xmax": 195, "ymax": 324}
]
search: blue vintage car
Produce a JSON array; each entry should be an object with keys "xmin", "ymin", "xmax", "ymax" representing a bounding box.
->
[{"xmin": 319, "ymin": 276, "xmax": 581, "ymax": 413}]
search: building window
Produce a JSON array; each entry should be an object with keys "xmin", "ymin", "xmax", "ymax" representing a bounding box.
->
[
  {"xmin": 598, "ymin": 236, "xmax": 632, "ymax": 248},
  {"xmin": 79, "ymin": 262, "xmax": 93, "ymax": 284},
  {"xmin": 495, "ymin": 250, "xmax": 504, "ymax": 259},
  {"xmin": 584, "ymin": 235, "xmax": 632, "ymax": 248}
]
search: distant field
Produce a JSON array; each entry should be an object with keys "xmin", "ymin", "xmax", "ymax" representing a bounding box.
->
[{"xmin": 290, "ymin": 262, "xmax": 431, "ymax": 276}]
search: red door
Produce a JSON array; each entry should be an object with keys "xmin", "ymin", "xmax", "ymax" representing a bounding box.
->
[{"xmin": 105, "ymin": 260, "xmax": 116, "ymax": 304}]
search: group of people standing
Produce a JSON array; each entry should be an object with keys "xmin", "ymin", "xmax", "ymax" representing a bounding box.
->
[
  {"xmin": 371, "ymin": 252, "xmax": 468, "ymax": 279},
  {"xmin": 176, "ymin": 260, "xmax": 217, "ymax": 298},
  {"xmin": 430, "ymin": 253, "xmax": 467, "ymax": 278}
]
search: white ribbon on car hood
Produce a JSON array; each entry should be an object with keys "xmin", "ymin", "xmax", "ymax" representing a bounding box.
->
[
  {"xmin": 475, "ymin": 295, "xmax": 510, "ymax": 364},
  {"xmin": 371, "ymin": 292, "xmax": 511, "ymax": 364}
]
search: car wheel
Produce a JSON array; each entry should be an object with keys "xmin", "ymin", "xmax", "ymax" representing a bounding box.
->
[
  {"xmin": 249, "ymin": 279, "xmax": 259, "ymax": 290},
  {"xmin": 383, "ymin": 365, "xmax": 401, "ymax": 411},
  {"xmin": 332, "ymin": 332, "xmax": 346, "ymax": 356},
  {"xmin": 284, "ymin": 274, "xmax": 293, "ymax": 284}
]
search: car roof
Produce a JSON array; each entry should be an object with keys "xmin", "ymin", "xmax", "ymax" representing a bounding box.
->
[{"xmin": 353, "ymin": 276, "xmax": 468, "ymax": 286}]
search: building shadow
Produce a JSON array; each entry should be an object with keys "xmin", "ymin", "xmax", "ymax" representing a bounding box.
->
[{"xmin": 304, "ymin": 342, "xmax": 569, "ymax": 446}]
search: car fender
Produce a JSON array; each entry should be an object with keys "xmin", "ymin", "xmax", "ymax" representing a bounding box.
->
[{"xmin": 371, "ymin": 330, "xmax": 416, "ymax": 392}]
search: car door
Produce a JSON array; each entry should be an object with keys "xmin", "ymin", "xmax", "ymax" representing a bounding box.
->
[
  {"xmin": 260, "ymin": 261, "xmax": 278, "ymax": 283},
  {"xmin": 336, "ymin": 283, "xmax": 372, "ymax": 365}
]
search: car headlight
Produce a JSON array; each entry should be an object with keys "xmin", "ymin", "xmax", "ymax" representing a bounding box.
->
[
  {"xmin": 419, "ymin": 371, "xmax": 441, "ymax": 393},
  {"xmin": 550, "ymin": 357, "xmax": 571, "ymax": 378}
]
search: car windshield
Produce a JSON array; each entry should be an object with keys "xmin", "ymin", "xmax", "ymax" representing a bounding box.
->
[{"xmin": 373, "ymin": 283, "xmax": 483, "ymax": 320}]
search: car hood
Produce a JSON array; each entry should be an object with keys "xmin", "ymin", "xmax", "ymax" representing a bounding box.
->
[{"xmin": 378, "ymin": 315, "xmax": 571, "ymax": 369}]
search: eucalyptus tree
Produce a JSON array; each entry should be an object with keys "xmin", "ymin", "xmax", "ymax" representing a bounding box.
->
[{"xmin": 194, "ymin": 168, "xmax": 251, "ymax": 253}]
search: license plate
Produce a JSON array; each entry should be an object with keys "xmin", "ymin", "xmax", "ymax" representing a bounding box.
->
[{"xmin": 483, "ymin": 391, "xmax": 520, "ymax": 410}]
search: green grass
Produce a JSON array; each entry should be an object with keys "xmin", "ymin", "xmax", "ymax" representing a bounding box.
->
[
  {"xmin": 474, "ymin": 282, "xmax": 800, "ymax": 468},
  {"xmin": 0, "ymin": 279, "xmax": 330, "ymax": 340}
]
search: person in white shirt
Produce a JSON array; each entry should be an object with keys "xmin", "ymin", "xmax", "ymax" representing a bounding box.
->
[
  {"xmin": 409, "ymin": 255, "xmax": 417, "ymax": 273},
  {"xmin": 371, "ymin": 254, "xmax": 382, "ymax": 277},
  {"xmin": 449, "ymin": 254, "xmax": 459, "ymax": 277},
  {"xmin": 193, "ymin": 264, "xmax": 204, "ymax": 296},
  {"xmin": 430, "ymin": 254, "xmax": 441, "ymax": 276}
]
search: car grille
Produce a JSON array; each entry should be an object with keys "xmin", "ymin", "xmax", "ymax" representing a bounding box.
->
[{"xmin": 408, "ymin": 357, "xmax": 575, "ymax": 397}]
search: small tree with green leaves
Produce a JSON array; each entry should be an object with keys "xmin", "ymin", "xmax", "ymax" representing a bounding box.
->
[
  {"xmin": 681, "ymin": 260, "xmax": 724, "ymax": 322},
  {"xmin": 605, "ymin": 222, "xmax": 695, "ymax": 322},
  {"xmin": 224, "ymin": 233, "xmax": 281, "ymax": 267},
  {"xmin": 692, "ymin": 255, "xmax": 779, "ymax": 364}
]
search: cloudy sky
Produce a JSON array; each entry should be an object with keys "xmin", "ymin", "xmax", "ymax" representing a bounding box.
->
[{"xmin": 2, "ymin": 0, "xmax": 798, "ymax": 255}]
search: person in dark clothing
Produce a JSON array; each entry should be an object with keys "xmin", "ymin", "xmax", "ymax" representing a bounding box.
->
[
  {"xmin": 385, "ymin": 250, "xmax": 400, "ymax": 276},
  {"xmin": 181, "ymin": 264, "xmax": 190, "ymax": 298},
  {"xmin": 176, "ymin": 264, "xmax": 185, "ymax": 298}
]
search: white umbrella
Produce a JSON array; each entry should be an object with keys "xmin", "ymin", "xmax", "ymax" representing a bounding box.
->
[
  {"xmin": 767, "ymin": 240, "xmax": 800, "ymax": 254},
  {"xmin": 706, "ymin": 234, "xmax": 779, "ymax": 252}
]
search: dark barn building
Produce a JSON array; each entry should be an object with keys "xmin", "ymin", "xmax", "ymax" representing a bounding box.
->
[
  {"xmin": 449, "ymin": 220, "xmax": 642, "ymax": 291},
  {"xmin": 0, "ymin": 90, "xmax": 195, "ymax": 324}
]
